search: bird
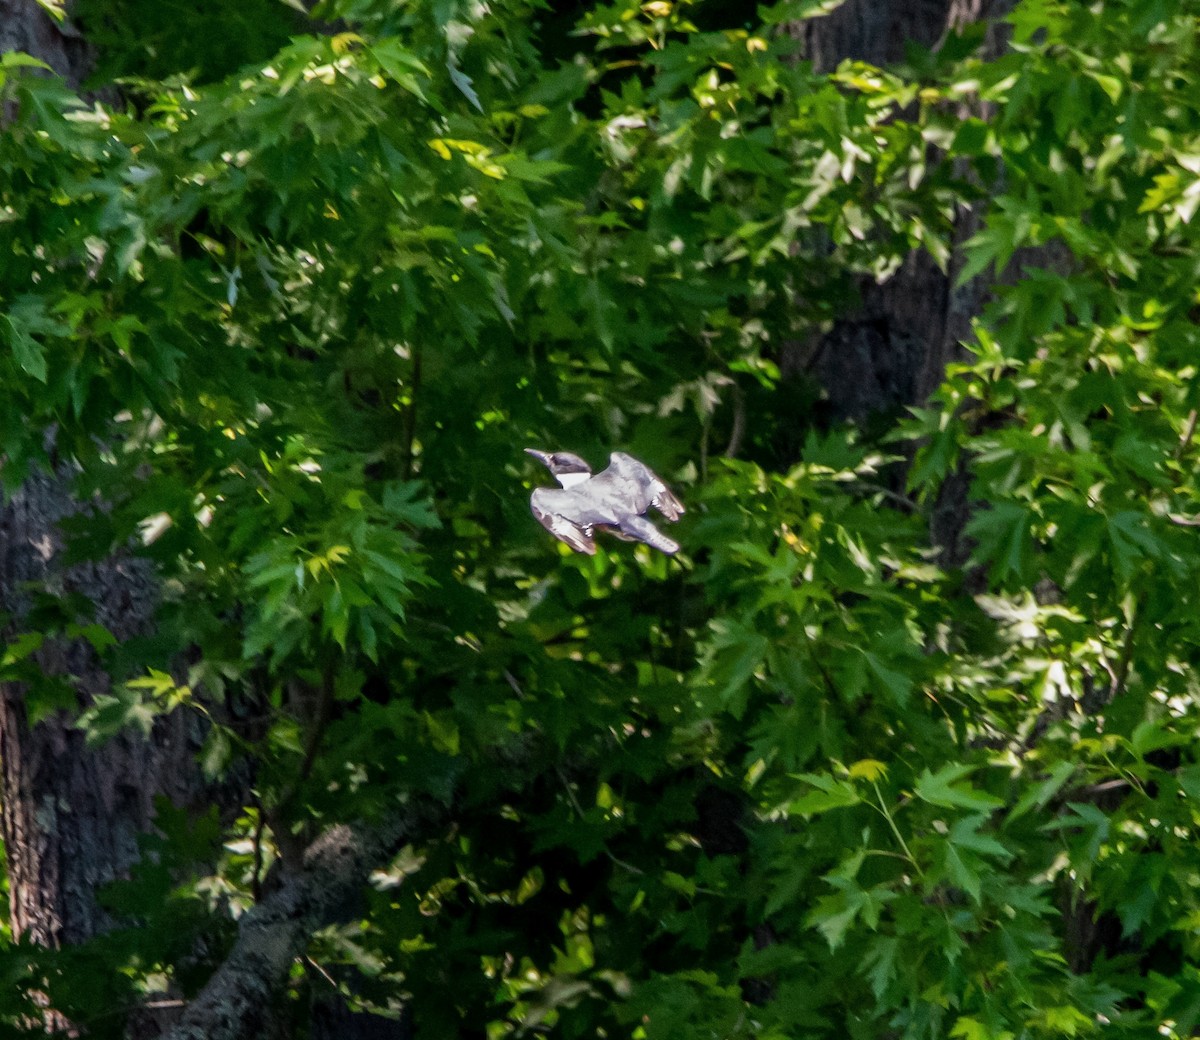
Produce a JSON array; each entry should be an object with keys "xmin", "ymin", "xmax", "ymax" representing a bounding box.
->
[{"xmin": 525, "ymin": 448, "xmax": 685, "ymax": 556}]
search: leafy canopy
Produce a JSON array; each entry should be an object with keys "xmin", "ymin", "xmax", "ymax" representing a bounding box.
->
[{"xmin": 2, "ymin": 0, "xmax": 1200, "ymax": 1037}]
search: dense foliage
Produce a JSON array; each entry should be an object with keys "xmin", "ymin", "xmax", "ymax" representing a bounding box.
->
[{"xmin": 3, "ymin": 0, "xmax": 1200, "ymax": 1036}]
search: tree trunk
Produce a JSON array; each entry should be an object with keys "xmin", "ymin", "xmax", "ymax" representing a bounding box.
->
[
  {"xmin": 0, "ymin": 468, "xmax": 211, "ymax": 1040},
  {"xmin": 786, "ymin": 0, "xmax": 1013, "ymax": 425},
  {"xmin": 0, "ymin": 0, "xmax": 93, "ymax": 87},
  {"xmin": 0, "ymin": 8, "xmax": 409, "ymax": 1036},
  {"xmin": 0, "ymin": 1, "xmax": 1027, "ymax": 1036},
  {"xmin": 0, "ymin": 18, "xmax": 211, "ymax": 1040},
  {"xmin": 795, "ymin": 0, "xmax": 951, "ymax": 75},
  {"xmin": 0, "ymin": 8, "xmax": 209, "ymax": 1029}
]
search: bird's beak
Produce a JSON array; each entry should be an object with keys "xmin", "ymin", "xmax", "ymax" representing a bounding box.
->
[{"xmin": 524, "ymin": 448, "xmax": 552, "ymax": 465}]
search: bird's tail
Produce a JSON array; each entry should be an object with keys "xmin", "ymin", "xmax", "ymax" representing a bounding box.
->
[
  {"xmin": 654, "ymin": 487, "xmax": 684, "ymax": 521},
  {"xmin": 618, "ymin": 515, "xmax": 680, "ymax": 555}
]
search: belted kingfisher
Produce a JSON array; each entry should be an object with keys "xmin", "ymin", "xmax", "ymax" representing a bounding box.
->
[{"xmin": 525, "ymin": 449, "xmax": 685, "ymax": 556}]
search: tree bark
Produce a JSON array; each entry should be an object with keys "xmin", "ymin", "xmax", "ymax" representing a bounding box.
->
[
  {"xmin": 0, "ymin": 1, "xmax": 1027, "ymax": 1037},
  {"xmin": 779, "ymin": 0, "xmax": 1016, "ymax": 428},
  {"xmin": 163, "ymin": 812, "xmax": 436, "ymax": 1040},
  {"xmin": 0, "ymin": 0, "xmax": 93, "ymax": 87},
  {"xmin": 795, "ymin": 0, "xmax": 951, "ymax": 74},
  {"xmin": 0, "ymin": 467, "xmax": 416, "ymax": 1040},
  {"xmin": 0, "ymin": 469, "xmax": 205, "ymax": 956},
  {"xmin": 0, "ymin": 1, "xmax": 203, "ymax": 1009},
  {"xmin": 0, "ymin": 8, "xmax": 407, "ymax": 1036}
]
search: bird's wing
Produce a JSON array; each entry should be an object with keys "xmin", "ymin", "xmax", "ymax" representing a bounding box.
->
[
  {"xmin": 616, "ymin": 514, "xmax": 680, "ymax": 555},
  {"xmin": 530, "ymin": 490, "xmax": 596, "ymax": 555},
  {"xmin": 608, "ymin": 453, "xmax": 684, "ymax": 521}
]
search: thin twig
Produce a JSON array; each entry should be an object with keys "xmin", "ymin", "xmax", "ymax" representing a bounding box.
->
[
  {"xmin": 295, "ymin": 661, "xmax": 335, "ymax": 788},
  {"xmin": 273, "ymin": 660, "xmax": 336, "ymax": 833},
  {"xmin": 724, "ymin": 382, "xmax": 746, "ymax": 459},
  {"xmin": 1175, "ymin": 409, "xmax": 1197, "ymax": 460},
  {"xmin": 805, "ymin": 637, "xmax": 840, "ymax": 701},
  {"xmin": 854, "ymin": 481, "xmax": 919, "ymax": 512},
  {"xmin": 870, "ymin": 781, "xmax": 924, "ymax": 880},
  {"xmin": 402, "ymin": 346, "xmax": 422, "ymax": 480},
  {"xmin": 1110, "ymin": 592, "xmax": 1145, "ymax": 702},
  {"xmin": 555, "ymin": 764, "xmax": 645, "ymax": 877},
  {"xmin": 1078, "ymin": 778, "xmax": 1131, "ymax": 798},
  {"xmin": 251, "ymin": 802, "xmax": 266, "ymax": 902},
  {"xmin": 303, "ymin": 955, "xmax": 339, "ymax": 991}
]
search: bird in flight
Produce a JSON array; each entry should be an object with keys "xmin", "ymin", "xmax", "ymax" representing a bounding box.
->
[{"xmin": 525, "ymin": 449, "xmax": 684, "ymax": 556}]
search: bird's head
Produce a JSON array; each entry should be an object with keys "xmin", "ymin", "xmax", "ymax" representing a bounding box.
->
[{"xmin": 525, "ymin": 449, "xmax": 593, "ymax": 489}]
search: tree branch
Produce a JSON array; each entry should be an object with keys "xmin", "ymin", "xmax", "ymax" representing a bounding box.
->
[
  {"xmin": 724, "ymin": 382, "xmax": 746, "ymax": 459},
  {"xmin": 162, "ymin": 804, "xmax": 441, "ymax": 1040}
]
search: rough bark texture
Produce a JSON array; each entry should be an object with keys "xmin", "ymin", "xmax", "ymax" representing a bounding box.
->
[
  {"xmin": 0, "ymin": 471, "xmax": 410, "ymax": 1038},
  {"xmin": 0, "ymin": 1, "xmax": 1036, "ymax": 1037},
  {"xmin": 785, "ymin": 249, "xmax": 955, "ymax": 424},
  {"xmin": 0, "ymin": 0, "xmax": 93, "ymax": 86},
  {"xmin": 0, "ymin": 0, "xmax": 195, "ymax": 970},
  {"xmin": 796, "ymin": 0, "xmax": 1013, "ymax": 75},
  {"xmin": 163, "ymin": 811, "xmax": 435, "ymax": 1040},
  {"xmin": 785, "ymin": 0, "xmax": 1014, "ymax": 427},
  {"xmin": 0, "ymin": 8, "xmax": 405, "ymax": 1038},
  {"xmin": 796, "ymin": 0, "xmax": 951, "ymax": 74},
  {"xmin": 0, "ymin": 471, "xmax": 204, "ymax": 948}
]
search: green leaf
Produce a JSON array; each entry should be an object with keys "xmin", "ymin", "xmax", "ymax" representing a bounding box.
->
[
  {"xmin": 950, "ymin": 1017, "xmax": 1014, "ymax": 1040},
  {"xmin": 862, "ymin": 934, "xmax": 899, "ymax": 999},
  {"xmin": 865, "ymin": 652, "xmax": 913, "ymax": 706},
  {"xmin": 913, "ymin": 764, "xmax": 1002, "ymax": 812},
  {"xmin": 448, "ymin": 63, "xmax": 482, "ymax": 112},
  {"xmin": 942, "ymin": 842, "xmax": 982, "ymax": 903},
  {"xmin": 1107, "ymin": 510, "xmax": 1162, "ymax": 579},
  {"xmin": 847, "ymin": 759, "xmax": 888, "ymax": 782},
  {"xmin": 787, "ymin": 774, "xmax": 861, "ymax": 816},
  {"xmin": 369, "ymin": 39, "xmax": 430, "ymax": 96},
  {"xmin": 1, "ymin": 51, "xmax": 53, "ymax": 69},
  {"xmin": 4, "ymin": 304, "xmax": 49, "ymax": 382},
  {"xmin": 807, "ymin": 889, "xmax": 862, "ymax": 950},
  {"xmin": 948, "ymin": 814, "xmax": 1012, "ymax": 862},
  {"xmin": 78, "ymin": 689, "xmax": 157, "ymax": 744},
  {"xmin": 965, "ymin": 501, "xmax": 1033, "ymax": 580},
  {"xmin": 200, "ymin": 726, "xmax": 233, "ymax": 779},
  {"xmin": 1006, "ymin": 760, "xmax": 1075, "ymax": 823},
  {"xmin": 758, "ymin": 0, "xmax": 848, "ymax": 25}
]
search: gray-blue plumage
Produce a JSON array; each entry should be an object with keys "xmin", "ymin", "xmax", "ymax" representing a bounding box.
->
[{"xmin": 525, "ymin": 449, "xmax": 684, "ymax": 555}]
